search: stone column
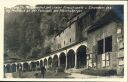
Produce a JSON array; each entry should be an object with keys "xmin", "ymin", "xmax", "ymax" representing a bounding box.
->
[
  {"xmin": 58, "ymin": 57, "xmax": 60, "ymax": 67},
  {"xmin": 22, "ymin": 64, "xmax": 24, "ymax": 72},
  {"xmin": 47, "ymin": 60, "xmax": 48, "ymax": 68},
  {"xmin": 15, "ymin": 64, "xmax": 17, "ymax": 72},
  {"xmin": 65, "ymin": 55, "xmax": 68, "ymax": 69},
  {"xmin": 51, "ymin": 61, "xmax": 53, "ymax": 68},
  {"xmin": 10, "ymin": 64, "xmax": 12, "ymax": 73},
  {"xmin": 74, "ymin": 53, "xmax": 77, "ymax": 68}
]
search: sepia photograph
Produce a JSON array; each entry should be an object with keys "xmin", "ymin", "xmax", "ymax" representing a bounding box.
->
[{"xmin": 3, "ymin": 3, "xmax": 125, "ymax": 80}]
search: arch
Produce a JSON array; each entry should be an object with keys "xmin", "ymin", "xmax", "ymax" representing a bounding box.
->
[
  {"xmin": 44, "ymin": 58, "xmax": 47, "ymax": 67},
  {"xmin": 23, "ymin": 62, "xmax": 29, "ymax": 72},
  {"xmin": 76, "ymin": 45, "xmax": 87, "ymax": 68},
  {"xmin": 52, "ymin": 55, "xmax": 58, "ymax": 68},
  {"xmin": 48, "ymin": 57, "xmax": 52, "ymax": 68},
  {"xmin": 36, "ymin": 61, "xmax": 40, "ymax": 66},
  {"xmin": 11, "ymin": 64, "xmax": 16, "ymax": 72},
  {"xmin": 40, "ymin": 60, "xmax": 43, "ymax": 67},
  {"xmin": 36, "ymin": 61, "xmax": 40, "ymax": 71},
  {"xmin": 30, "ymin": 62, "xmax": 36, "ymax": 71},
  {"xmin": 59, "ymin": 52, "xmax": 66, "ymax": 69},
  {"xmin": 6, "ymin": 64, "xmax": 11, "ymax": 73},
  {"xmin": 67, "ymin": 49, "xmax": 75, "ymax": 69},
  {"xmin": 17, "ymin": 63, "xmax": 22, "ymax": 71}
]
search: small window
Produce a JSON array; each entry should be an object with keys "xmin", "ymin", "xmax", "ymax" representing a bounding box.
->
[
  {"xmin": 64, "ymin": 41, "xmax": 65, "ymax": 45},
  {"xmin": 105, "ymin": 36, "xmax": 112, "ymax": 52},
  {"xmin": 70, "ymin": 38, "xmax": 71, "ymax": 43},
  {"xmin": 69, "ymin": 26, "xmax": 71, "ymax": 28},
  {"xmin": 98, "ymin": 39, "xmax": 103, "ymax": 54},
  {"xmin": 97, "ymin": 36, "xmax": 112, "ymax": 54}
]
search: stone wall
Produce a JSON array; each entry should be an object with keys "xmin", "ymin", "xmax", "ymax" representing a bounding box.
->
[
  {"xmin": 52, "ymin": 22, "xmax": 77, "ymax": 51},
  {"xmin": 87, "ymin": 21, "xmax": 118, "ymax": 69}
]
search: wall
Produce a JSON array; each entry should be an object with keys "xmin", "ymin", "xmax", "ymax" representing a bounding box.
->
[
  {"xmin": 52, "ymin": 22, "xmax": 77, "ymax": 51},
  {"xmin": 87, "ymin": 21, "xmax": 118, "ymax": 69}
]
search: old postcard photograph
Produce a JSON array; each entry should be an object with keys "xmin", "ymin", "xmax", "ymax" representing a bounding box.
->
[{"xmin": 0, "ymin": 0, "xmax": 127, "ymax": 82}]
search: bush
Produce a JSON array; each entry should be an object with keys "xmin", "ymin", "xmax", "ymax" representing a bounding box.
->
[{"xmin": 81, "ymin": 68, "xmax": 117, "ymax": 76}]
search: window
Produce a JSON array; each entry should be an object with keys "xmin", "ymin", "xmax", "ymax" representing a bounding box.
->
[
  {"xmin": 105, "ymin": 36, "xmax": 112, "ymax": 52},
  {"xmin": 69, "ymin": 26, "xmax": 71, "ymax": 28},
  {"xmin": 98, "ymin": 36, "xmax": 112, "ymax": 54},
  {"xmin": 98, "ymin": 39, "xmax": 103, "ymax": 54},
  {"xmin": 102, "ymin": 53, "xmax": 110, "ymax": 67},
  {"xmin": 64, "ymin": 41, "xmax": 65, "ymax": 45},
  {"xmin": 70, "ymin": 38, "xmax": 71, "ymax": 43}
]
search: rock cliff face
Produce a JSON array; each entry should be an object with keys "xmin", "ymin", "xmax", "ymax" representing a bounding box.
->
[{"xmin": 4, "ymin": 5, "xmax": 78, "ymax": 61}]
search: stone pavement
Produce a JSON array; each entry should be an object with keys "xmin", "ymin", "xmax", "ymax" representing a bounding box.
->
[
  {"xmin": 67, "ymin": 73, "xmax": 123, "ymax": 79},
  {"xmin": 5, "ymin": 73, "xmax": 13, "ymax": 78}
]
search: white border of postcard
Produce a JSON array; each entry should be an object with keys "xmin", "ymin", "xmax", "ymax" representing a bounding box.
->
[{"xmin": 0, "ymin": 0, "xmax": 127, "ymax": 82}]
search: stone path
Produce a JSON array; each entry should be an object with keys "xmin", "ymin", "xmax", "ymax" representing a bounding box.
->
[
  {"xmin": 5, "ymin": 73, "xmax": 13, "ymax": 78},
  {"xmin": 67, "ymin": 73, "xmax": 100, "ymax": 78},
  {"xmin": 67, "ymin": 73, "xmax": 123, "ymax": 79},
  {"xmin": 5, "ymin": 72, "xmax": 123, "ymax": 78}
]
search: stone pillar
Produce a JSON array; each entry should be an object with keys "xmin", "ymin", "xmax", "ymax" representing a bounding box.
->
[
  {"xmin": 10, "ymin": 64, "xmax": 12, "ymax": 73},
  {"xmin": 22, "ymin": 64, "xmax": 24, "ymax": 72},
  {"xmin": 74, "ymin": 53, "xmax": 77, "ymax": 68},
  {"xmin": 43, "ymin": 60, "xmax": 44, "ymax": 66},
  {"xmin": 65, "ymin": 55, "xmax": 68, "ymax": 69},
  {"xmin": 47, "ymin": 60, "xmax": 48, "ymax": 68},
  {"xmin": 58, "ymin": 57, "xmax": 60, "ymax": 67},
  {"xmin": 15, "ymin": 64, "xmax": 17, "ymax": 72},
  {"xmin": 51, "ymin": 60, "xmax": 53, "ymax": 68}
]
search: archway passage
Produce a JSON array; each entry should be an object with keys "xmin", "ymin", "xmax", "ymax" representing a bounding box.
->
[
  {"xmin": 40, "ymin": 60, "xmax": 43, "ymax": 67},
  {"xmin": 23, "ymin": 62, "xmax": 29, "ymax": 72},
  {"xmin": 6, "ymin": 64, "xmax": 11, "ymax": 73},
  {"xmin": 77, "ymin": 45, "xmax": 87, "ymax": 68},
  {"xmin": 59, "ymin": 52, "xmax": 66, "ymax": 69},
  {"xmin": 36, "ymin": 61, "xmax": 40, "ymax": 71},
  {"xmin": 52, "ymin": 55, "xmax": 58, "ymax": 68},
  {"xmin": 11, "ymin": 64, "xmax": 16, "ymax": 72},
  {"xmin": 67, "ymin": 49, "xmax": 75, "ymax": 69},
  {"xmin": 44, "ymin": 59, "xmax": 47, "ymax": 67},
  {"xmin": 17, "ymin": 63, "xmax": 22, "ymax": 71},
  {"xmin": 48, "ymin": 57, "xmax": 52, "ymax": 68},
  {"xmin": 30, "ymin": 62, "xmax": 36, "ymax": 71}
]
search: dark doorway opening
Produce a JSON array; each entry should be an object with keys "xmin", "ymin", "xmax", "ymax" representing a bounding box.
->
[
  {"xmin": 67, "ymin": 49, "xmax": 75, "ymax": 69},
  {"xmin": 59, "ymin": 52, "xmax": 66, "ymax": 69},
  {"xmin": 77, "ymin": 45, "xmax": 87, "ymax": 68},
  {"xmin": 53, "ymin": 55, "xmax": 58, "ymax": 68}
]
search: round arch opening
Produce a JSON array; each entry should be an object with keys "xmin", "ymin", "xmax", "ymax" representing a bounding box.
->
[
  {"xmin": 48, "ymin": 57, "xmax": 52, "ymax": 68},
  {"xmin": 36, "ymin": 61, "xmax": 40, "ymax": 71},
  {"xmin": 11, "ymin": 64, "xmax": 16, "ymax": 72},
  {"xmin": 6, "ymin": 64, "xmax": 11, "ymax": 73},
  {"xmin": 44, "ymin": 58, "xmax": 47, "ymax": 67},
  {"xmin": 30, "ymin": 62, "xmax": 36, "ymax": 71},
  {"xmin": 17, "ymin": 63, "xmax": 22, "ymax": 71},
  {"xmin": 76, "ymin": 45, "xmax": 87, "ymax": 68},
  {"xmin": 59, "ymin": 52, "xmax": 66, "ymax": 69},
  {"xmin": 52, "ymin": 55, "xmax": 58, "ymax": 68},
  {"xmin": 40, "ymin": 60, "xmax": 43, "ymax": 67},
  {"xmin": 67, "ymin": 49, "xmax": 75, "ymax": 69},
  {"xmin": 23, "ymin": 62, "xmax": 29, "ymax": 72}
]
